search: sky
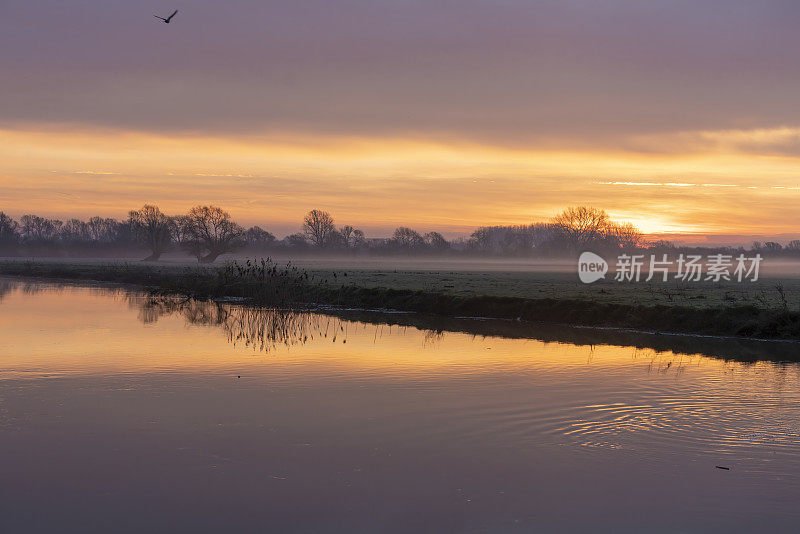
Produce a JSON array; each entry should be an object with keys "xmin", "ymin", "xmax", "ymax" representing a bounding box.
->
[{"xmin": 2, "ymin": 0, "xmax": 800, "ymax": 241}]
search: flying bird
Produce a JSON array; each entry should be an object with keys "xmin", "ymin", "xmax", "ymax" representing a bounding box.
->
[{"xmin": 154, "ymin": 9, "xmax": 178, "ymax": 23}]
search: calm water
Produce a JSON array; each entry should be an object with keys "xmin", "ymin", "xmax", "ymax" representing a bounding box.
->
[{"xmin": 1, "ymin": 279, "xmax": 800, "ymax": 533}]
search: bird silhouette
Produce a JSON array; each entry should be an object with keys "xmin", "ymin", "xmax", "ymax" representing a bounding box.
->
[{"xmin": 154, "ymin": 9, "xmax": 178, "ymax": 23}]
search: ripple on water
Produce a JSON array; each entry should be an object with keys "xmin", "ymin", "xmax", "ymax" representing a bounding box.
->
[
  {"xmin": 416, "ymin": 372, "xmax": 800, "ymax": 481},
  {"xmin": 542, "ymin": 392, "xmax": 800, "ymax": 477}
]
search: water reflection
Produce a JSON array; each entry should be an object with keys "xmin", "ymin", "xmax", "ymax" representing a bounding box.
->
[
  {"xmin": 109, "ymin": 283, "xmax": 800, "ymax": 460},
  {"xmin": 136, "ymin": 296, "xmax": 339, "ymax": 352},
  {"xmin": 2, "ymin": 277, "xmax": 799, "ymax": 369},
  {"xmin": 129, "ymin": 289, "xmax": 800, "ymax": 365},
  {"xmin": 2, "ymin": 278, "xmax": 800, "ymax": 532}
]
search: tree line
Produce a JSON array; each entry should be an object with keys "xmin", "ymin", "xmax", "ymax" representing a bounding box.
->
[{"xmin": 1, "ymin": 205, "xmax": 798, "ymax": 262}]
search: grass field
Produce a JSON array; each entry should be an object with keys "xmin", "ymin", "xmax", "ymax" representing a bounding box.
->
[
  {"xmin": 309, "ymin": 268, "xmax": 800, "ymax": 311},
  {"xmin": 233, "ymin": 255, "xmax": 800, "ymax": 312},
  {"xmin": 7, "ymin": 255, "xmax": 798, "ymax": 311}
]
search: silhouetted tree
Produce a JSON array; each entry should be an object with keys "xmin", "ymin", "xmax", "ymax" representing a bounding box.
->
[
  {"xmin": 329, "ymin": 229, "xmax": 350, "ymax": 248},
  {"xmin": 61, "ymin": 219, "xmax": 90, "ymax": 243},
  {"xmin": 339, "ymin": 225, "xmax": 355, "ymax": 247},
  {"xmin": 552, "ymin": 206, "xmax": 611, "ymax": 252},
  {"xmin": 608, "ymin": 222, "xmax": 644, "ymax": 250},
  {"xmin": 128, "ymin": 205, "xmax": 174, "ymax": 261},
  {"xmin": 0, "ymin": 212, "xmax": 19, "ymax": 249},
  {"xmin": 179, "ymin": 205, "xmax": 244, "ymax": 263},
  {"xmin": 467, "ymin": 225, "xmax": 547, "ymax": 255},
  {"xmin": 469, "ymin": 228, "xmax": 491, "ymax": 251},
  {"xmin": 302, "ymin": 210, "xmax": 336, "ymax": 247},
  {"xmin": 424, "ymin": 231, "xmax": 450, "ymax": 251},
  {"xmin": 86, "ymin": 217, "xmax": 122, "ymax": 244},
  {"xmin": 286, "ymin": 233, "xmax": 309, "ymax": 248},
  {"xmin": 351, "ymin": 229, "xmax": 366, "ymax": 248},
  {"xmin": 648, "ymin": 240, "xmax": 675, "ymax": 250},
  {"xmin": 336, "ymin": 225, "xmax": 366, "ymax": 249},
  {"xmin": 392, "ymin": 227, "xmax": 425, "ymax": 249},
  {"xmin": 787, "ymin": 240, "xmax": 800, "ymax": 251},
  {"xmin": 19, "ymin": 214, "xmax": 62, "ymax": 243},
  {"xmin": 244, "ymin": 226, "xmax": 276, "ymax": 248},
  {"xmin": 764, "ymin": 241, "xmax": 783, "ymax": 252}
]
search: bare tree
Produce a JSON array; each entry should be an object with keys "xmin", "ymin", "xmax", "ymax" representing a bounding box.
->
[
  {"xmin": 286, "ymin": 233, "xmax": 309, "ymax": 248},
  {"xmin": 86, "ymin": 216, "xmax": 121, "ymax": 244},
  {"xmin": 351, "ymin": 229, "xmax": 366, "ymax": 248},
  {"xmin": 467, "ymin": 225, "xmax": 544, "ymax": 255},
  {"xmin": 468, "ymin": 228, "xmax": 492, "ymax": 251},
  {"xmin": 424, "ymin": 231, "xmax": 450, "ymax": 251},
  {"xmin": 392, "ymin": 227, "xmax": 425, "ymax": 249},
  {"xmin": 61, "ymin": 219, "xmax": 89, "ymax": 243},
  {"xmin": 787, "ymin": 240, "xmax": 800, "ymax": 251},
  {"xmin": 19, "ymin": 215, "xmax": 62, "ymax": 243},
  {"xmin": 0, "ymin": 212, "xmax": 18, "ymax": 248},
  {"xmin": 609, "ymin": 222, "xmax": 644, "ymax": 250},
  {"xmin": 302, "ymin": 210, "xmax": 336, "ymax": 247},
  {"xmin": 244, "ymin": 226, "xmax": 276, "ymax": 249},
  {"xmin": 338, "ymin": 224, "xmax": 366, "ymax": 248},
  {"xmin": 180, "ymin": 205, "xmax": 244, "ymax": 263},
  {"xmin": 128, "ymin": 205, "xmax": 174, "ymax": 261},
  {"xmin": 340, "ymin": 225, "xmax": 355, "ymax": 248},
  {"xmin": 552, "ymin": 206, "xmax": 611, "ymax": 251}
]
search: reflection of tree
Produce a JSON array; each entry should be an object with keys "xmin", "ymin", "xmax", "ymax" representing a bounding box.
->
[
  {"xmin": 128, "ymin": 293, "xmax": 800, "ymax": 364},
  {"xmin": 422, "ymin": 329, "xmax": 445, "ymax": 347},
  {"xmin": 134, "ymin": 297, "xmax": 349, "ymax": 353},
  {"xmin": 0, "ymin": 279, "xmax": 64, "ymax": 303},
  {"xmin": 222, "ymin": 306, "xmax": 317, "ymax": 352},
  {"xmin": 0, "ymin": 279, "xmax": 16, "ymax": 303}
]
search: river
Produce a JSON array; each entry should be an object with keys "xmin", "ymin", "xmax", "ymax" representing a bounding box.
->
[{"xmin": 1, "ymin": 278, "xmax": 799, "ymax": 532}]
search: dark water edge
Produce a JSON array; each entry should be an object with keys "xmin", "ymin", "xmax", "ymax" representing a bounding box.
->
[
  {"xmin": 3, "ymin": 274, "xmax": 797, "ymax": 364},
  {"xmin": 320, "ymin": 308, "xmax": 800, "ymax": 363}
]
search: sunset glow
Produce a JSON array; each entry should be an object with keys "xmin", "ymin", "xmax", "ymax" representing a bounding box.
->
[{"xmin": 2, "ymin": 126, "xmax": 799, "ymax": 239}]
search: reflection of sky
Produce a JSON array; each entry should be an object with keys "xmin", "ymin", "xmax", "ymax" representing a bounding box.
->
[
  {"xmin": 2, "ymin": 1, "xmax": 800, "ymax": 236},
  {"xmin": 3, "ymin": 281, "xmax": 800, "ymax": 531},
  {"xmin": 0, "ymin": 281, "xmax": 793, "ymax": 379}
]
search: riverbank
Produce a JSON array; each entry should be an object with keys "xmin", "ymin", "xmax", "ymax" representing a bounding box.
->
[{"xmin": 2, "ymin": 259, "xmax": 799, "ymax": 340}]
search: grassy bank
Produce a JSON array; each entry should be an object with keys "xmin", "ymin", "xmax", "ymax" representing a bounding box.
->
[{"xmin": 1, "ymin": 259, "xmax": 799, "ymax": 340}]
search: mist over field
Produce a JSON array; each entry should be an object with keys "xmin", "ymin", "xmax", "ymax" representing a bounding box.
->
[{"xmin": 2, "ymin": 205, "xmax": 799, "ymax": 268}]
